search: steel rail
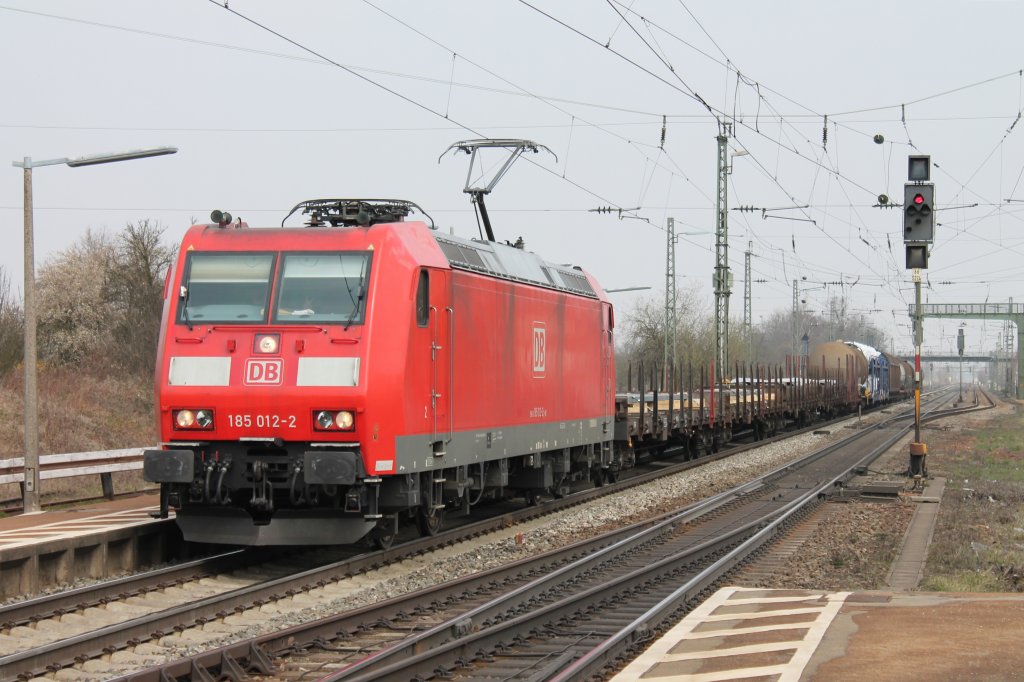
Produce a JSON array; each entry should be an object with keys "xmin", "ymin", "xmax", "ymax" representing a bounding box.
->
[
  {"xmin": 554, "ymin": 393, "xmax": 991, "ymax": 680},
  {"xmin": 3, "ymin": 393, "xmax": 955, "ymax": 680},
  {"xmin": 104, "ymin": 402, "xmax": 921, "ymax": 682},
  {"xmin": 552, "ymin": 412, "xmax": 941, "ymax": 679},
  {"xmin": 0, "ymin": 462, "xmax": 742, "ymax": 679},
  {"xmin": 0, "ymin": 548, "xmax": 245, "ymax": 630},
  {"xmin": 319, "ymin": 391, "xmax": 975, "ymax": 680}
]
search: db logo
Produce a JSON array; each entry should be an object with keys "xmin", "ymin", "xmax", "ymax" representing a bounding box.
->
[
  {"xmin": 245, "ymin": 358, "xmax": 283, "ymax": 385},
  {"xmin": 532, "ymin": 324, "xmax": 546, "ymax": 377}
]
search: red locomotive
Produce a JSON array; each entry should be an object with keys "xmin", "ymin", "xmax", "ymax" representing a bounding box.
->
[{"xmin": 144, "ymin": 198, "xmax": 618, "ymax": 546}]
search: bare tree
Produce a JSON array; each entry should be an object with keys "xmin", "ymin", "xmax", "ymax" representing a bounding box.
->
[
  {"xmin": 104, "ymin": 220, "xmax": 176, "ymax": 376},
  {"xmin": 35, "ymin": 221, "xmax": 176, "ymax": 376},
  {"xmin": 753, "ymin": 290, "xmax": 888, "ymax": 366},
  {"xmin": 617, "ymin": 282, "xmax": 890, "ymax": 387},
  {"xmin": 617, "ymin": 282, "xmax": 716, "ymax": 389},
  {"xmin": 0, "ymin": 266, "xmax": 23, "ymax": 374}
]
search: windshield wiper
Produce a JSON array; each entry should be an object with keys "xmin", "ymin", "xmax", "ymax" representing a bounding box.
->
[
  {"xmin": 343, "ymin": 258, "xmax": 368, "ymax": 331},
  {"xmin": 180, "ymin": 285, "xmax": 193, "ymax": 331}
]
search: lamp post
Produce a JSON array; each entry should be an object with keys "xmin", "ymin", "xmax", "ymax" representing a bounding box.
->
[{"xmin": 12, "ymin": 146, "xmax": 177, "ymax": 513}]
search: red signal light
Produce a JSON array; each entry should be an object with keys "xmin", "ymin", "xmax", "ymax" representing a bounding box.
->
[{"xmin": 913, "ymin": 194, "xmax": 924, "ymax": 205}]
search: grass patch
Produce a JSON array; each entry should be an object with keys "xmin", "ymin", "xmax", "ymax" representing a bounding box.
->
[
  {"xmin": 974, "ymin": 428, "xmax": 1024, "ymax": 460},
  {"xmin": 0, "ymin": 367, "xmax": 156, "ymax": 507},
  {"xmin": 923, "ymin": 404, "xmax": 1024, "ymax": 592},
  {"xmin": 952, "ymin": 458, "xmax": 1024, "ymax": 484},
  {"xmin": 921, "ymin": 570, "xmax": 1008, "ymax": 592}
]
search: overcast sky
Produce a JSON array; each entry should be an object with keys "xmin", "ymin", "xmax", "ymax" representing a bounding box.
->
[{"xmin": 2, "ymin": 1, "xmax": 1022, "ymax": 361}]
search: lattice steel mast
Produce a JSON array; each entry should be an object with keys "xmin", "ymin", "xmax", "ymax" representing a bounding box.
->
[
  {"xmin": 665, "ymin": 217, "xmax": 678, "ymax": 388},
  {"xmin": 713, "ymin": 124, "xmax": 732, "ymax": 383},
  {"xmin": 744, "ymin": 240, "xmax": 752, "ymax": 359}
]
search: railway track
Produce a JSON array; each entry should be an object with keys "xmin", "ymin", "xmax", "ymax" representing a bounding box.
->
[
  {"xmin": 0, "ymin": 392, "xmax": 972, "ymax": 681},
  {"xmin": 302, "ymin": 391, "xmax": 972, "ymax": 682}
]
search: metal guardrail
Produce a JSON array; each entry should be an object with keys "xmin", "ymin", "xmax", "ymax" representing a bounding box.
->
[
  {"xmin": 0, "ymin": 448, "xmax": 149, "ymax": 501},
  {"xmin": 0, "ymin": 448, "xmax": 148, "ymax": 485}
]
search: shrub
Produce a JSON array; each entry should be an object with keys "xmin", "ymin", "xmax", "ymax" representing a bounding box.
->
[
  {"xmin": 35, "ymin": 221, "xmax": 176, "ymax": 376},
  {"xmin": 37, "ymin": 230, "xmax": 115, "ymax": 367}
]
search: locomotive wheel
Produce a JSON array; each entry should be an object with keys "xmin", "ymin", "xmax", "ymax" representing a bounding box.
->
[
  {"xmin": 603, "ymin": 469, "xmax": 618, "ymax": 484},
  {"xmin": 524, "ymin": 489, "xmax": 542, "ymax": 506},
  {"xmin": 370, "ymin": 518, "xmax": 397, "ymax": 550},
  {"xmin": 552, "ymin": 475, "xmax": 568, "ymax": 499},
  {"xmin": 416, "ymin": 506, "xmax": 444, "ymax": 536},
  {"xmin": 592, "ymin": 469, "xmax": 605, "ymax": 488}
]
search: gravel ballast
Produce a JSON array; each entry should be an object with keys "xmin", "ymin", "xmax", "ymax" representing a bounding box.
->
[
  {"xmin": 51, "ymin": 406, "xmax": 938, "ymax": 677},
  {"xmin": 137, "ymin": 411, "xmax": 914, "ymax": 662}
]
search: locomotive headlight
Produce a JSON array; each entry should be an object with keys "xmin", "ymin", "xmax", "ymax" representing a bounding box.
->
[
  {"xmin": 174, "ymin": 408, "xmax": 214, "ymax": 430},
  {"xmin": 313, "ymin": 409, "xmax": 355, "ymax": 431},
  {"xmin": 175, "ymin": 409, "xmax": 196, "ymax": 428},
  {"xmin": 254, "ymin": 333, "xmax": 280, "ymax": 354},
  {"xmin": 335, "ymin": 410, "xmax": 354, "ymax": 430},
  {"xmin": 315, "ymin": 410, "xmax": 334, "ymax": 430}
]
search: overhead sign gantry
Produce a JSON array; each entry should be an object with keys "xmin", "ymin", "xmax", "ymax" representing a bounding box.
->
[{"xmin": 912, "ymin": 302, "xmax": 1023, "ymax": 398}]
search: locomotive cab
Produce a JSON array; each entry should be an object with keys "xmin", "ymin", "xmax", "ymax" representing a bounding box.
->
[{"xmin": 145, "ymin": 202, "xmax": 454, "ymax": 544}]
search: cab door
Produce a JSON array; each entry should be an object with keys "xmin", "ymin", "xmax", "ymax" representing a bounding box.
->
[
  {"xmin": 425, "ymin": 268, "xmax": 452, "ymax": 453},
  {"xmin": 603, "ymin": 303, "xmax": 615, "ymax": 415}
]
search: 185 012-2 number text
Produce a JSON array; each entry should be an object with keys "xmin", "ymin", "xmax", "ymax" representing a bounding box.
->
[{"xmin": 226, "ymin": 414, "xmax": 297, "ymax": 429}]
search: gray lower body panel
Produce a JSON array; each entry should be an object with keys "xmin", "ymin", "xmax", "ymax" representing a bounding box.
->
[
  {"xmin": 393, "ymin": 415, "xmax": 613, "ymax": 474},
  {"xmin": 175, "ymin": 508, "xmax": 375, "ymax": 546}
]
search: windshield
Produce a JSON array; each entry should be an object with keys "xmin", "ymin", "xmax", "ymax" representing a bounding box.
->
[
  {"xmin": 178, "ymin": 253, "xmax": 274, "ymax": 324},
  {"xmin": 272, "ymin": 252, "xmax": 371, "ymax": 325}
]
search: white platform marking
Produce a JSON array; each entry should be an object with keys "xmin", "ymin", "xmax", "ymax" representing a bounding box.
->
[
  {"xmin": 0, "ymin": 507, "xmax": 169, "ymax": 550},
  {"xmin": 612, "ymin": 586, "xmax": 850, "ymax": 681}
]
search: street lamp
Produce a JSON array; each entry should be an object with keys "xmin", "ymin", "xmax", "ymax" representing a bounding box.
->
[{"xmin": 12, "ymin": 146, "xmax": 178, "ymax": 513}]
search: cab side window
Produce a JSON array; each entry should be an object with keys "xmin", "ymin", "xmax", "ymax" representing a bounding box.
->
[{"xmin": 416, "ymin": 270, "xmax": 429, "ymax": 327}]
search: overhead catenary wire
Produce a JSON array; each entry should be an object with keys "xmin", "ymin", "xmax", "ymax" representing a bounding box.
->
[
  {"xmin": 4, "ymin": 3, "xmax": 1017, "ymax": 135},
  {"xmin": 605, "ymin": 0, "xmax": 1024, "ymax": 220},
  {"xmin": 8, "ymin": 113, "xmax": 1023, "ymax": 133},
  {"xmin": 358, "ymin": 0, "xmax": 715, "ymax": 221},
  {"xmin": 203, "ymin": 0, "xmax": 656, "ymax": 227},
  {"xmin": 6, "ymin": 1, "xmax": 1019, "ymax": 342},
  {"xmin": 358, "ymin": 0, "xmax": 719, "ymax": 231},
  {"xmin": 0, "ymin": 4, "xmax": 694, "ymax": 119},
  {"xmin": 518, "ymin": 0, "xmax": 887, "ymax": 216},
  {"xmin": 589, "ymin": 2, "xmax": 1023, "ymax": 318},
  {"xmin": 517, "ymin": 0, "xmax": 887, "ymax": 283}
]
